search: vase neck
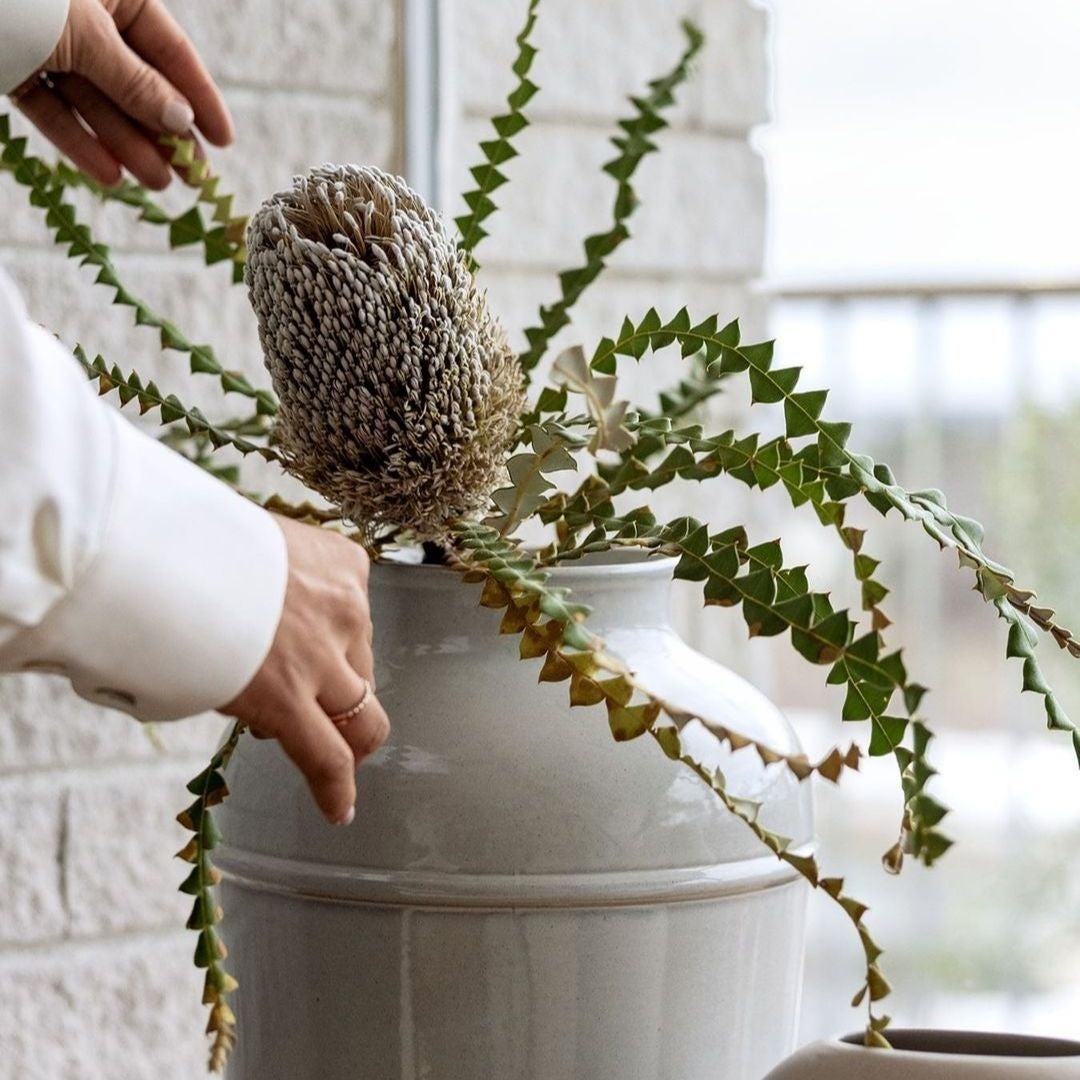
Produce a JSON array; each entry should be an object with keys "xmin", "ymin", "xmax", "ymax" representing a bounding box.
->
[{"xmin": 369, "ymin": 556, "xmax": 675, "ymax": 651}]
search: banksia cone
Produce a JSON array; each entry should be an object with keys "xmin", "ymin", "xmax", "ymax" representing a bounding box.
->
[{"xmin": 246, "ymin": 165, "xmax": 524, "ymax": 540}]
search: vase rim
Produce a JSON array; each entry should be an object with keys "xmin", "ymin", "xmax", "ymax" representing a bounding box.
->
[
  {"xmin": 372, "ymin": 547, "xmax": 677, "ymax": 590},
  {"xmin": 834, "ymin": 1030, "xmax": 1080, "ymax": 1060}
]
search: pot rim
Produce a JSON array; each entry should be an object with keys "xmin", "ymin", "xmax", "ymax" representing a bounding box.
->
[{"xmin": 831, "ymin": 1030, "xmax": 1080, "ymax": 1061}]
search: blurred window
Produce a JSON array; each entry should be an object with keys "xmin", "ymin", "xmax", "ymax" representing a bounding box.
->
[{"xmin": 756, "ymin": 0, "xmax": 1080, "ymax": 1041}]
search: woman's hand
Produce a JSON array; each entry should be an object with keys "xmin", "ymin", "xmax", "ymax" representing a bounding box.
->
[
  {"xmin": 221, "ymin": 517, "xmax": 391, "ymax": 827},
  {"xmin": 12, "ymin": 0, "xmax": 232, "ymax": 190}
]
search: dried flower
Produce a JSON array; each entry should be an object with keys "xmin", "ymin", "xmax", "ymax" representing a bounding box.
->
[{"xmin": 246, "ymin": 164, "xmax": 524, "ymax": 540}]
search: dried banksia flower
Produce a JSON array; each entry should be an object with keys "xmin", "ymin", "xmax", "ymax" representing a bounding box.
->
[{"xmin": 246, "ymin": 165, "xmax": 524, "ymax": 540}]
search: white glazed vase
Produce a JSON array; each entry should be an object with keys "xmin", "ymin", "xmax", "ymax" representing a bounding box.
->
[
  {"xmin": 764, "ymin": 1031, "xmax": 1080, "ymax": 1078},
  {"xmin": 217, "ymin": 553, "xmax": 814, "ymax": 1079}
]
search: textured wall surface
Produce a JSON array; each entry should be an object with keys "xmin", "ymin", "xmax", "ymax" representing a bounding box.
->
[{"xmin": 0, "ymin": 2, "xmax": 768, "ymax": 1077}]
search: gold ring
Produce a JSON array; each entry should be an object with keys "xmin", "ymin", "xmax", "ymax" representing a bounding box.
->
[{"xmin": 329, "ymin": 680, "xmax": 372, "ymax": 725}]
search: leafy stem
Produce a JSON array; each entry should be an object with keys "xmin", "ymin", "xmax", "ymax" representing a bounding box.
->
[
  {"xmin": 447, "ymin": 521, "xmax": 887, "ymax": 1044},
  {"xmin": 539, "ymin": 499, "xmax": 951, "ymax": 868},
  {"xmin": 177, "ymin": 721, "xmax": 246, "ymax": 1072},
  {"xmin": 455, "ymin": 0, "xmax": 541, "ymax": 267},
  {"xmin": 674, "ymin": 747, "xmax": 893, "ymax": 1046},
  {"xmin": 579, "ymin": 307, "xmax": 1078, "ymax": 766},
  {"xmin": 715, "ymin": 331, "xmax": 1080, "ymax": 758},
  {"xmin": 517, "ymin": 20, "xmax": 704, "ymax": 378},
  {"xmin": 0, "ymin": 115, "xmax": 275, "ymax": 413},
  {"xmin": 75, "ymin": 346, "xmax": 281, "ymax": 462},
  {"xmin": 159, "ymin": 135, "xmax": 249, "ymax": 282},
  {"xmin": 524, "ymin": 307, "xmax": 741, "ymax": 429}
]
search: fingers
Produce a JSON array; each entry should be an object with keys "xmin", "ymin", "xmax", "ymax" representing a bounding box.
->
[
  {"xmin": 220, "ymin": 519, "xmax": 386, "ymax": 829},
  {"xmin": 320, "ymin": 661, "xmax": 390, "ymax": 764},
  {"xmin": 346, "ymin": 634, "xmax": 376, "ymax": 691},
  {"xmin": 341, "ymin": 694, "xmax": 391, "ymax": 761},
  {"xmin": 53, "ymin": 75, "xmax": 172, "ymax": 189},
  {"xmin": 274, "ymin": 700, "xmax": 357, "ymax": 826},
  {"xmin": 73, "ymin": 5, "xmax": 198, "ymax": 139},
  {"xmin": 318, "ymin": 660, "xmax": 372, "ymax": 721},
  {"xmin": 343, "ymin": 554, "xmax": 375, "ymax": 682},
  {"xmin": 15, "ymin": 81, "xmax": 121, "ymax": 186},
  {"xmin": 336, "ymin": 545, "xmax": 374, "ymax": 684},
  {"xmin": 121, "ymin": 0, "xmax": 234, "ymax": 146}
]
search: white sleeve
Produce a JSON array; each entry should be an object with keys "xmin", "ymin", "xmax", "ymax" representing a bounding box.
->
[
  {"xmin": 0, "ymin": 0, "xmax": 69, "ymax": 94},
  {"xmin": 0, "ymin": 270, "xmax": 288, "ymax": 723}
]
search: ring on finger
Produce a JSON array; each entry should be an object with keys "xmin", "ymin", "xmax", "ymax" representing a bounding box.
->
[{"xmin": 329, "ymin": 679, "xmax": 372, "ymax": 726}]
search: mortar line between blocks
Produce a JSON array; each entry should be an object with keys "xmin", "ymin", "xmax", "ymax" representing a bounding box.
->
[
  {"xmin": 0, "ymin": 755, "xmax": 216, "ymax": 787},
  {"xmin": 461, "ymin": 107, "xmax": 757, "ymax": 142},
  {"xmin": 0, "ymin": 925, "xmax": 191, "ymax": 965},
  {"xmin": 57, "ymin": 787, "xmax": 71, "ymax": 928},
  {"xmin": 218, "ymin": 79, "xmax": 393, "ymax": 109}
]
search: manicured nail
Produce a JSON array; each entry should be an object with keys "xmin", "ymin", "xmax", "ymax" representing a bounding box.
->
[
  {"xmin": 335, "ymin": 806, "xmax": 355, "ymax": 827},
  {"xmin": 162, "ymin": 99, "xmax": 195, "ymax": 134}
]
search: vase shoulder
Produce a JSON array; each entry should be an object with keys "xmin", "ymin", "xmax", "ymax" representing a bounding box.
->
[{"xmin": 221, "ymin": 557, "xmax": 812, "ymax": 887}]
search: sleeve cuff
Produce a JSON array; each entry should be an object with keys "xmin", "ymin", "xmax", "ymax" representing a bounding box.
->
[
  {"xmin": 0, "ymin": 0, "xmax": 70, "ymax": 94},
  {"xmin": 15, "ymin": 410, "xmax": 289, "ymax": 723}
]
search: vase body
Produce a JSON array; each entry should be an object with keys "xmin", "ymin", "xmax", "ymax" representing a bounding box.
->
[
  {"xmin": 764, "ymin": 1031, "xmax": 1080, "ymax": 1079},
  {"xmin": 218, "ymin": 553, "xmax": 814, "ymax": 1080}
]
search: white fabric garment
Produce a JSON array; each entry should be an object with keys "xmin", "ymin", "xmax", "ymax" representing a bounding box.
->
[
  {"xmin": 0, "ymin": 0, "xmax": 68, "ymax": 93},
  {"xmin": 0, "ymin": 270, "xmax": 288, "ymax": 722}
]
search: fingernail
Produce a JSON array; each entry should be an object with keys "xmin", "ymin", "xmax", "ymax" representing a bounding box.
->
[
  {"xmin": 162, "ymin": 99, "xmax": 195, "ymax": 134},
  {"xmin": 334, "ymin": 806, "xmax": 355, "ymax": 827}
]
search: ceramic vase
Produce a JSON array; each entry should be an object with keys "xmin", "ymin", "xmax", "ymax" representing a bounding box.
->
[
  {"xmin": 764, "ymin": 1030, "xmax": 1080, "ymax": 1079},
  {"xmin": 217, "ymin": 552, "xmax": 814, "ymax": 1079}
]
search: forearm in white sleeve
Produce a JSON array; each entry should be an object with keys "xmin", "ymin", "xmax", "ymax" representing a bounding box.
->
[
  {"xmin": 0, "ymin": 0, "xmax": 69, "ymax": 94},
  {"xmin": 0, "ymin": 270, "xmax": 288, "ymax": 722}
]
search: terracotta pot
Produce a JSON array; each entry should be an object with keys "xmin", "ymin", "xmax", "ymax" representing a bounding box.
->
[
  {"xmin": 764, "ymin": 1030, "xmax": 1080, "ymax": 1078},
  {"xmin": 217, "ymin": 552, "xmax": 814, "ymax": 1079}
]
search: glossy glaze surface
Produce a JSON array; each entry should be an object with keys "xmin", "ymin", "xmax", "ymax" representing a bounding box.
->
[{"xmin": 219, "ymin": 554, "xmax": 814, "ymax": 1079}]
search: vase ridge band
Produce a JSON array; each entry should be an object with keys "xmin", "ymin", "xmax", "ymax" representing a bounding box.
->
[{"xmin": 215, "ymin": 846, "xmax": 808, "ymax": 909}]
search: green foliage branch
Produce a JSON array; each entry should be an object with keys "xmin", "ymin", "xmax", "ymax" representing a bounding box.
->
[
  {"xmin": 75, "ymin": 345, "xmax": 280, "ymax": 462},
  {"xmin": 47, "ymin": 155, "xmax": 246, "ymax": 278},
  {"xmin": 517, "ymin": 20, "xmax": 704, "ymax": 380},
  {"xmin": 0, "ymin": 115, "xmax": 275, "ymax": 416},
  {"xmin": 176, "ymin": 721, "xmax": 245, "ymax": 1072},
  {"xmin": 530, "ymin": 306, "xmax": 1078, "ymax": 757},
  {"xmin": 455, "ymin": 0, "xmax": 540, "ymax": 268},
  {"xmin": 159, "ymin": 135, "xmax": 249, "ymax": 281}
]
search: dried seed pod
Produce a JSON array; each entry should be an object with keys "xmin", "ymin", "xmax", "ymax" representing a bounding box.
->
[{"xmin": 246, "ymin": 164, "xmax": 524, "ymax": 540}]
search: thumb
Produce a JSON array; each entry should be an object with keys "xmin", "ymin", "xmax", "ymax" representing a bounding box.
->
[{"xmin": 75, "ymin": 12, "xmax": 193, "ymax": 135}]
